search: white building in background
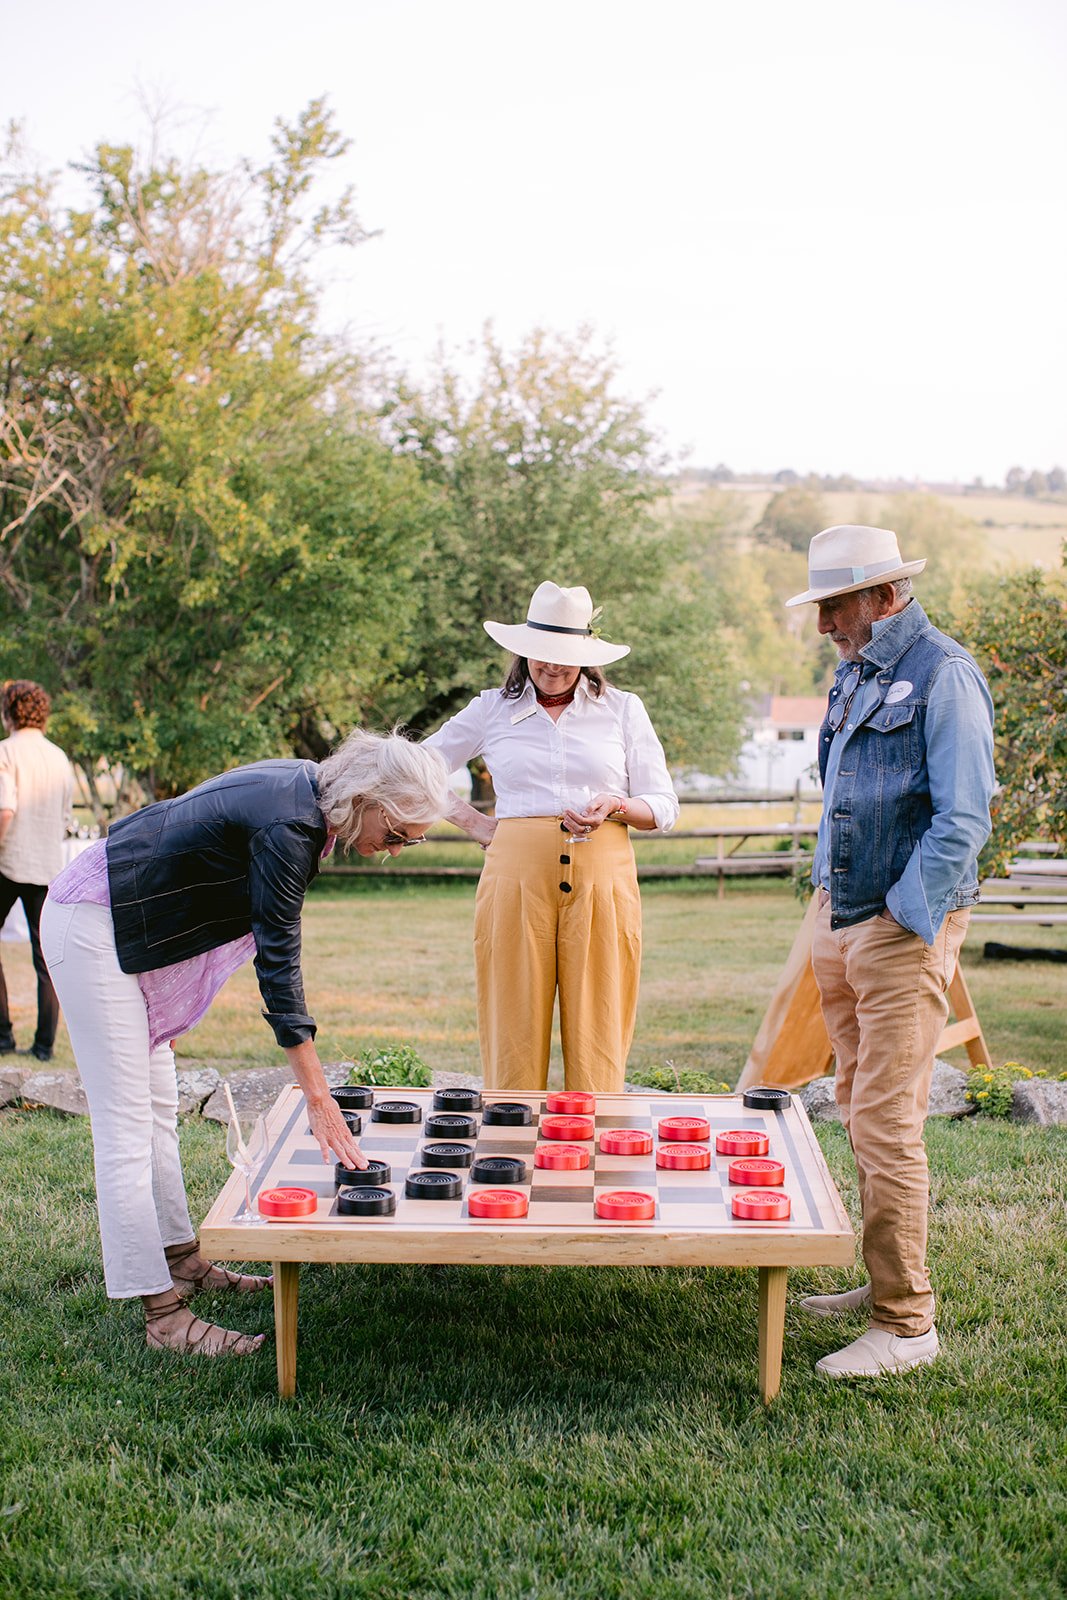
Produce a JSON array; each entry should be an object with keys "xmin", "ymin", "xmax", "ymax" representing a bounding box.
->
[{"xmin": 733, "ymin": 695, "xmax": 825, "ymax": 796}]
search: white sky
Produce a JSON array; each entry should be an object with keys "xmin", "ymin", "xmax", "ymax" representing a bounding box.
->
[{"xmin": 5, "ymin": 0, "xmax": 1065, "ymax": 482}]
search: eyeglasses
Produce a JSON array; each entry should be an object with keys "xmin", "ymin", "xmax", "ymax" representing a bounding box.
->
[
  {"xmin": 826, "ymin": 666, "xmax": 863, "ymax": 734},
  {"xmin": 380, "ymin": 811, "xmax": 427, "ymax": 848}
]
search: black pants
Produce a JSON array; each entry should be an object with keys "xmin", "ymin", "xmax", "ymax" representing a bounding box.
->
[{"xmin": 0, "ymin": 876, "xmax": 58, "ymax": 1053}]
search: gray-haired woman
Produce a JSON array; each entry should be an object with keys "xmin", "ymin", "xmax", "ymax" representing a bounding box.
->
[{"xmin": 40, "ymin": 730, "xmax": 448, "ymax": 1357}]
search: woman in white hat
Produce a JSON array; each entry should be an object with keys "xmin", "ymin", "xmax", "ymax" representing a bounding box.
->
[{"xmin": 425, "ymin": 582, "xmax": 679, "ymax": 1093}]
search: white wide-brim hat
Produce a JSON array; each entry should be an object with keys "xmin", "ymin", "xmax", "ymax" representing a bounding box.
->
[
  {"xmin": 484, "ymin": 582, "xmax": 631, "ymax": 667},
  {"xmin": 786, "ymin": 525, "xmax": 927, "ymax": 607}
]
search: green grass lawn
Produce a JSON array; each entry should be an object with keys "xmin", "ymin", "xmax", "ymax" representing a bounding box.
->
[
  {"xmin": 1, "ymin": 883, "xmax": 1065, "ymax": 1596},
  {"xmin": 1, "ymin": 1109, "xmax": 1064, "ymax": 1599},
  {"xmin": 6, "ymin": 877, "xmax": 1064, "ymax": 1080}
]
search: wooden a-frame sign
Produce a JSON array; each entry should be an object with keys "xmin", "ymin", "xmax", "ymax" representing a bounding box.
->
[{"xmin": 737, "ymin": 895, "xmax": 993, "ymax": 1092}]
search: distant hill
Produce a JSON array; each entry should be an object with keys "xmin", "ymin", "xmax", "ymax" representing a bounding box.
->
[{"xmin": 674, "ymin": 482, "xmax": 1067, "ymax": 572}]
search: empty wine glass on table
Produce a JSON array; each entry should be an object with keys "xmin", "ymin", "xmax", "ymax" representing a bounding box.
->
[{"xmin": 225, "ymin": 1111, "xmax": 268, "ymax": 1223}]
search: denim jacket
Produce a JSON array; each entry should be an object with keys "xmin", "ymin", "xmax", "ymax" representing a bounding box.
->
[{"xmin": 816, "ymin": 600, "xmax": 995, "ymax": 943}]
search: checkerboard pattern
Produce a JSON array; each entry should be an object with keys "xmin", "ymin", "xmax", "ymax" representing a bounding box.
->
[{"xmin": 244, "ymin": 1090, "xmax": 840, "ymax": 1234}]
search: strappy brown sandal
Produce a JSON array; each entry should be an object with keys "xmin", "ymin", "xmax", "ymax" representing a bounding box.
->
[
  {"xmin": 144, "ymin": 1290, "xmax": 265, "ymax": 1356},
  {"xmin": 165, "ymin": 1238, "xmax": 273, "ymax": 1298}
]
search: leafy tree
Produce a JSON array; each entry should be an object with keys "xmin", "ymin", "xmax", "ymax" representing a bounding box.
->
[
  {"xmin": 959, "ymin": 564, "xmax": 1067, "ymax": 875},
  {"xmin": 753, "ymin": 484, "xmax": 827, "ymax": 551},
  {"xmin": 0, "ymin": 105, "xmax": 434, "ymax": 811},
  {"xmin": 377, "ymin": 328, "xmax": 744, "ymax": 774},
  {"xmin": 880, "ymin": 493, "xmax": 986, "ymax": 624}
]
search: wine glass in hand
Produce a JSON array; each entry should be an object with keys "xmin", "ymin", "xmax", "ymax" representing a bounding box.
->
[
  {"xmin": 565, "ymin": 785, "xmax": 593, "ymax": 844},
  {"xmin": 226, "ymin": 1113, "xmax": 268, "ymax": 1223}
]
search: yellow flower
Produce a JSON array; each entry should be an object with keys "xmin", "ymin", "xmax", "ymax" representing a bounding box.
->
[
  {"xmin": 983, "ymin": 1073, "xmax": 994, "ymax": 1083},
  {"xmin": 977, "ymin": 1090, "xmax": 989, "ymax": 1099}
]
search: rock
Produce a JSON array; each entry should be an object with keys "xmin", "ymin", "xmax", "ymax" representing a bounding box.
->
[
  {"xmin": 202, "ymin": 1067, "xmax": 294, "ymax": 1123},
  {"xmin": 175, "ymin": 1068, "xmax": 221, "ymax": 1117},
  {"xmin": 1011, "ymin": 1080, "xmax": 1067, "ymax": 1126},
  {"xmin": 624, "ymin": 1082, "xmax": 672, "ymax": 1096},
  {"xmin": 321, "ymin": 1062, "xmax": 356, "ymax": 1089},
  {"xmin": 20, "ymin": 1069, "xmax": 89, "ymax": 1117},
  {"xmin": 0, "ymin": 1064, "xmax": 30, "ymax": 1108},
  {"xmin": 927, "ymin": 1059, "xmax": 974, "ymax": 1119},
  {"xmin": 799, "ymin": 1059, "xmax": 974, "ymax": 1122},
  {"xmin": 798, "ymin": 1076, "xmax": 840, "ymax": 1121},
  {"xmin": 432, "ymin": 1070, "xmax": 483, "ymax": 1090}
]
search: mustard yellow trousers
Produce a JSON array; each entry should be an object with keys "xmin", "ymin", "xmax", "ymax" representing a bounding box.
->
[{"xmin": 474, "ymin": 818, "xmax": 641, "ymax": 1092}]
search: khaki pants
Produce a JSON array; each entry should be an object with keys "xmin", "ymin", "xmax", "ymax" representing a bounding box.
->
[
  {"xmin": 812, "ymin": 899, "xmax": 970, "ymax": 1335},
  {"xmin": 474, "ymin": 818, "xmax": 641, "ymax": 1093}
]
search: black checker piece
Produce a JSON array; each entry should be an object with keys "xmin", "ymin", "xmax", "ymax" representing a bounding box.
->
[
  {"xmin": 421, "ymin": 1142, "xmax": 474, "ymax": 1169},
  {"xmin": 331, "ymin": 1084, "xmax": 374, "ymax": 1110},
  {"xmin": 425, "ymin": 1113, "xmax": 478, "ymax": 1139},
  {"xmin": 481, "ymin": 1102, "xmax": 533, "ymax": 1126},
  {"xmin": 373, "ymin": 1101, "xmax": 422, "ymax": 1123},
  {"xmin": 433, "ymin": 1087, "xmax": 483, "ymax": 1112},
  {"xmin": 335, "ymin": 1159, "xmax": 391, "ymax": 1188},
  {"xmin": 471, "ymin": 1156, "xmax": 528, "ymax": 1184},
  {"xmin": 405, "ymin": 1170, "xmax": 463, "ymax": 1200},
  {"xmin": 337, "ymin": 1186, "xmax": 396, "ymax": 1216}
]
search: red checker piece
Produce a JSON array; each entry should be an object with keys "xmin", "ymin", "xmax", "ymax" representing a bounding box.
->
[
  {"xmin": 546, "ymin": 1090, "xmax": 596, "ymax": 1115},
  {"xmin": 257, "ymin": 1186, "xmax": 317, "ymax": 1219},
  {"xmin": 657, "ymin": 1115, "xmax": 711, "ymax": 1142},
  {"xmin": 534, "ymin": 1142, "xmax": 591, "ymax": 1170},
  {"xmin": 716, "ymin": 1129, "xmax": 770, "ymax": 1157},
  {"xmin": 656, "ymin": 1142, "xmax": 712, "ymax": 1170},
  {"xmin": 732, "ymin": 1189, "xmax": 791, "ymax": 1221},
  {"xmin": 599, "ymin": 1128, "xmax": 653, "ymax": 1156},
  {"xmin": 595, "ymin": 1189, "xmax": 656, "ymax": 1221},
  {"xmin": 540, "ymin": 1114, "xmax": 595, "ymax": 1142},
  {"xmin": 467, "ymin": 1188, "xmax": 529, "ymax": 1219},
  {"xmin": 728, "ymin": 1156, "xmax": 786, "ymax": 1186}
]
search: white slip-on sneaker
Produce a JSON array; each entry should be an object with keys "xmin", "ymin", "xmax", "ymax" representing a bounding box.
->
[
  {"xmin": 815, "ymin": 1326, "xmax": 940, "ymax": 1379},
  {"xmin": 798, "ymin": 1283, "xmax": 872, "ymax": 1317}
]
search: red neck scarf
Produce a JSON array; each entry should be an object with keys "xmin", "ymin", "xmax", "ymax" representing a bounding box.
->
[{"xmin": 534, "ymin": 683, "xmax": 578, "ymax": 708}]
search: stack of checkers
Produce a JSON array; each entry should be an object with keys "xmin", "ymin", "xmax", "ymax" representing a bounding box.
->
[{"xmin": 252, "ymin": 1081, "xmax": 798, "ymax": 1225}]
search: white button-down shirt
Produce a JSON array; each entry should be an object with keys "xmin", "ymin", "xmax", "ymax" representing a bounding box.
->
[
  {"xmin": 426, "ymin": 680, "xmax": 679, "ymax": 831},
  {"xmin": 0, "ymin": 729, "xmax": 75, "ymax": 885}
]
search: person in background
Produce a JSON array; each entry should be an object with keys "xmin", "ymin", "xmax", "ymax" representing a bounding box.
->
[
  {"xmin": 41, "ymin": 730, "xmax": 449, "ymax": 1357},
  {"xmin": 425, "ymin": 581, "xmax": 678, "ymax": 1094},
  {"xmin": 789, "ymin": 526, "xmax": 995, "ymax": 1379},
  {"xmin": 0, "ymin": 680, "xmax": 75, "ymax": 1063}
]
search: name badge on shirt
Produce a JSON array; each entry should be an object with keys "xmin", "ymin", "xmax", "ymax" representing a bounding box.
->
[
  {"xmin": 510, "ymin": 705, "xmax": 538, "ymax": 725},
  {"xmin": 884, "ymin": 680, "xmax": 913, "ymax": 704}
]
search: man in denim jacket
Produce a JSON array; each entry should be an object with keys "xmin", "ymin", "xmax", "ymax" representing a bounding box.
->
[{"xmin": 788, "ymin": 526, "xmax": 995, "ymax": 1378}]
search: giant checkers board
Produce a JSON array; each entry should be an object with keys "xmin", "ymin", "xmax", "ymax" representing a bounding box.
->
[{"xmin": 200, "ymin": 1086, "xmax": 855, "ymax": 1402}]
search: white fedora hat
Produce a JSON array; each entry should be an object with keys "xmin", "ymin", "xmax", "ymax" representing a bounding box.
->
[
  {"xmin": 484, "ymin": 581, "xmax": 631, "ymax": 667},
  {"xmin": 786, "ymin": 525, "xmax": 927, "ymax": 607}
]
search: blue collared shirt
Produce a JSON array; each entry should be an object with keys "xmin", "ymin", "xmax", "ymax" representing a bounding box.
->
[{"xmin": 814, "ymin": 611, "xmax": 995, "ymax": 941}]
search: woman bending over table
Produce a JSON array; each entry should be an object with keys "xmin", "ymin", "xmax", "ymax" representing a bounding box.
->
[
  {"xmin": 41, "ymin": 731, "xmax": 448, "ymax": 1357},
  {"xmin": 425, "ymin": 581, "xmax": 678, "ymax": 1094}
]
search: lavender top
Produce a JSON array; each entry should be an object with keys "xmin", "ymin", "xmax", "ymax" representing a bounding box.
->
[{"xmin": 50, "ymin": 840, "xmax": 256, "ymax": 1050}]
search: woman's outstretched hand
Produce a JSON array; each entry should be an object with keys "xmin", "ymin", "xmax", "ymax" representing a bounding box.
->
[
  {"xmin": 308, "ymin": 1096, "xmax": 368, "ymax": 1169},
  {"xmin": 284, "ymin": 1040, "xmax": 369, "ymax": 1168}
]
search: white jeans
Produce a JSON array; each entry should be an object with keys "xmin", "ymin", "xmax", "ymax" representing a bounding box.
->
[{"xmin": 40, "ymin": 898, "xmax": 195, "ymax": 1299}]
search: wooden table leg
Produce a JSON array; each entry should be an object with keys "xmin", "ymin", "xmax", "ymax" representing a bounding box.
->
[
  {"xmin": 758, "ymin": 1265, "xmax": 788, "ymax": 1403},
  {"xmin": 273, "ymin": 1261, "xmax": 299, "ymax": 1398}
]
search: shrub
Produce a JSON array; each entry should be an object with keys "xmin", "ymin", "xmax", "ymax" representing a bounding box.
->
[
  {"xmin": 344, "ymin": 1044, "xmax": 433, "ymax": 1088},
  {"xmin": 964, "ymin": 1060, "xmax": 1067, "ymax": 1118},
  {"xmin": 627, "ymin": 1060, "xmax": 732, "ymax": 1095}
]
